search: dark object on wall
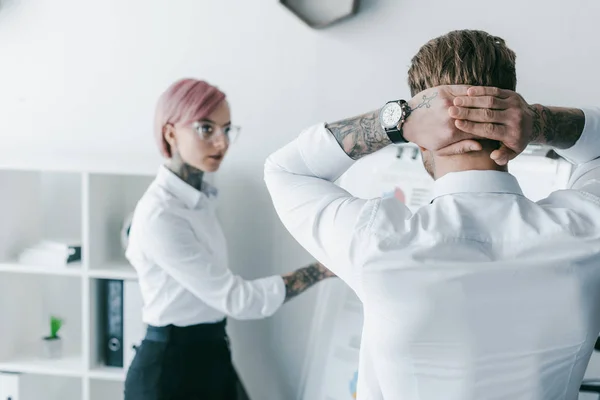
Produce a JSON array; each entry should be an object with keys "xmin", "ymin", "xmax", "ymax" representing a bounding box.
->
[
  {"xmin": 280, "ymin": 0, "xmax": 360, "ymax": 29},
  {"xmin": 101, "ymin": 279, "xmax": 124, "ymax": 367}
]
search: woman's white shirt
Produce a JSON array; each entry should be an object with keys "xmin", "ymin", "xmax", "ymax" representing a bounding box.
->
[{"xmin": 126, "ymin": 166, "xmax": 286, "ymax": 327}]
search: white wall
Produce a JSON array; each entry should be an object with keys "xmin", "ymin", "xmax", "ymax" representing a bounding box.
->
[{"xmin": 1, "ymin": 0, "xmax": 599, "ymax": 398}]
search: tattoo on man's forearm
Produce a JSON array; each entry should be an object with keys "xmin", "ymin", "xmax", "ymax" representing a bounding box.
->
[
  {"xmin": 530, "ymin": 105, "xmax": 585, "ymax": 149},
  {"xmin": 410, "ymin": 92, "xmax": 438, "ymax": 111},
  {"xmin": 168, "ymin": 152, "xmax": 204, "ymax": 191},
  {"xmin": 326, "ymin": 110, "xmax": 391, "ymax": 160},
  {"xmin": 283, "ymin": 264, "xmax": 328, "ymax": 302}
]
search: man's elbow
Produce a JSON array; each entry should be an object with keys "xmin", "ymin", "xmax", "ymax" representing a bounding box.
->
[{"xmin": 263, "ymin": 155, "xmax": 283, "ymax": 193}]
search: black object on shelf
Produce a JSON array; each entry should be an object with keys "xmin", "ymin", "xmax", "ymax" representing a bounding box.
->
[
  {"xmin": 100, "ymin": 279, "xmax": 124, "ymax": 367},
  {"xmin": 580, "ymin": 379, "xmax": 600, "ymax": 394},
  {"xmin": 280, "ymin": 0, "xmax": 360, "ymax": 29},
  {"xmin": 579, "ymin": 336, "xmax": 600, "ymax": 395},
  {"xmin": 67, "ymin": 245, "xmax": 82, "ymax": 264}
]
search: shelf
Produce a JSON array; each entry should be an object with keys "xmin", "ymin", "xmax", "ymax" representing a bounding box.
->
[
  {"xmin": 0, "ymin": 354, "xmax": 83, "ymax": 377},
  {"xmin": 0, "ymin": 150, "xmax": 161, "ymax": 176},
  {"xmin": 88, "ymin": 262, "xmax": 137, "ymax": 280},
  {"xmin": 90, "ymin": 379, "xmax": 125, "ymax": 400},
  {"xmin": 88, "ymin": 365, "xmax": 126, "ymax": 381},
  {"xmin": 0, "ymin": 261, "xmax": 82, "ymax": 277}
]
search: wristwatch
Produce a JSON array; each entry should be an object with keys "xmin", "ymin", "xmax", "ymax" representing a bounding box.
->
[{"xmin": 379, "ymin": 99, "xmax": 411, "ymax": 143}]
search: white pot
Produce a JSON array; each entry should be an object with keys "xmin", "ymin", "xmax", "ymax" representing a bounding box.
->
[{"xmin": 42, "ymin": 337, "xmax": 62, "ymax": 359}]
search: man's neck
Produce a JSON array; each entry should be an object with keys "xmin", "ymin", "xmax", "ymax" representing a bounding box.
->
[
  {"xmin": 167, "ymin": 153, "xmax": 204, "ymax": 192},
  {"xmin": 434, "ymin": 153, "xmax": 507, "ymax": 179}
]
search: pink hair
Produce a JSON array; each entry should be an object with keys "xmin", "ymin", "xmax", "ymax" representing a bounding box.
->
[{"xmin": 154, "ymin": 78, "xmax": 226, "ymax": 158}]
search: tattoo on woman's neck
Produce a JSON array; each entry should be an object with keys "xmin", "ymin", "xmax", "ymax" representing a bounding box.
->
[{"xmin": 167, "ymin": 153, "xmax": 204, "ymax": 191}]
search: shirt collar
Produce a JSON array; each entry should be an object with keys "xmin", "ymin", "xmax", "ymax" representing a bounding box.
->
[
  {"xmin": 431, "ymin": 170, "xmax": 524, "ymax": 202},
  {"xmin": 155, "ymin": 165, "xmax": 218, "ymax": 209}
]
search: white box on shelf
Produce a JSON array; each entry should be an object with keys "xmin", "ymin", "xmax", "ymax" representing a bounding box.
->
[{"xmin": 17, "ymin": 238, "xmax": 82, "ymax": 268}]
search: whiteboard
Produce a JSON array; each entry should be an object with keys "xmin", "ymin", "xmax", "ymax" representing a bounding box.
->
[{"xmin": 298, "ymin": 145, "xmax": 573, "ymax": 400}]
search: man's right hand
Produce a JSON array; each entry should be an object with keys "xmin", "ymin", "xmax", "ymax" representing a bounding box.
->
[
  {"xmin": 448, "ymin": 86, "xmax": 586, "ymax": 165},
  {"xmin": 446, "ymin": 86, "xmax": 537, "ymax": 165}
]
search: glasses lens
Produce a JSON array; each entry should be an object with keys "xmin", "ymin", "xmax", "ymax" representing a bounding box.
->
[
  {"xmin": 194, "ymin": 122, "xmax": 216, "ymax": 140},
  {"xmin": 226, "ymin": 126, "xmax": 241, "ymax": 143}
]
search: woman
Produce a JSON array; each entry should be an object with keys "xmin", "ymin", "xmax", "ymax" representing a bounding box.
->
[{"xmin": 124, "ymin": 78, "xmax": 334, "ymax": 400}]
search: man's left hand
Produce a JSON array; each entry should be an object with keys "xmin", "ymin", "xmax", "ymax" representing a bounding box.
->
[{"xmin": 403, "ymin": 86, "xmax": 485, "ymax": 155}]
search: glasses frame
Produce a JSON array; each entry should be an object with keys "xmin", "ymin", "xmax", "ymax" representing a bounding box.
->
[{"xmin": 191, "ymin": 121, "xmax": 241, "ymax": 144}]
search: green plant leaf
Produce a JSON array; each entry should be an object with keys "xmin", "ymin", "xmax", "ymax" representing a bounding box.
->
[{"xmin": 50, "ymin": 316, "xmax": 63, "ymax": 338}]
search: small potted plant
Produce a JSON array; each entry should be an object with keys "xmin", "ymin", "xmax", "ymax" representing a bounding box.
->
[{"xmin": 42, "ymin": 316, "xmax": 63, "ymax": 359}]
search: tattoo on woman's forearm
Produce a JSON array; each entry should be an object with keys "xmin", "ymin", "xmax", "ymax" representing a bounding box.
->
[
  {"xmin": 326, "ymin": 110, "xmax": 391, "ymax": 160},
  {"xmin": 530, "ymin": 106, "xmax": 585, "ymax": 149},
  {"xmin": 283, "ymin": 264, "xmax": 328, "ymax": 302}
]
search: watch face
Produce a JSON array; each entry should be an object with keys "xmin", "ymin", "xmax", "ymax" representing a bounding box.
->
[{"xmin": 380, "ymin": 102, "xmax": 403, "ymax": 129}]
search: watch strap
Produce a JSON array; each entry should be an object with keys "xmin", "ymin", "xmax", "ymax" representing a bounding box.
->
[{"xmin": 386, "ymin": 126, "xmax": 407, "ymax": 144}]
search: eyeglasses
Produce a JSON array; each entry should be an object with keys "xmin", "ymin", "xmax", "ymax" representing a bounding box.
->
[{"xmin": 192, "ymin": 121, "xmax": 241, "ymax": 144}]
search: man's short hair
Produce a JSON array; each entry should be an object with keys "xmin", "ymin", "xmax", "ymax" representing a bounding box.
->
[{"xmin": 408, "ymin": 30, "xmax": 517, "ymax": 97}]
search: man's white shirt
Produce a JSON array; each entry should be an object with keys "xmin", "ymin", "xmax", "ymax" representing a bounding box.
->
[{"xmin": 265, "ymin": 108, "xmax": 600, "ymax": 400}]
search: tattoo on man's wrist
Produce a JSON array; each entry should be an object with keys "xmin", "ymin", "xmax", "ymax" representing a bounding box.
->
[
  {"xmin": 283, "ymin": 263, "xmax": 327, "ymax": 302},
  {"xmin": 326, "ymin": 91, "xmax": 439, "ymax": 160},
  {"xmin": 530, "ymin": 105, "xmax": 585, "ymax": 149},
  {"xmin": 529, "ymin": 105, "xmax": 544, "ymax": 144},
  {"xmin": 410, "ymin": 92, "xmax": 438, "ymax": 112},
  {"xmin": 327, "ymin": 110, "xmax": 391, "ymax": 160}
]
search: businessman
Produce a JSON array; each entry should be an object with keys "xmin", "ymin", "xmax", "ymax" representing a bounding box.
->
[{"xmin": 265, "ymin": 30, "xmax": 600, "ymax": 399}]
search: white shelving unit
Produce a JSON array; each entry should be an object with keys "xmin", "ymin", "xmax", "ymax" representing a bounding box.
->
[{"xmin": 0, "ymin": 153, "xmax": 160, "ymax": 400}]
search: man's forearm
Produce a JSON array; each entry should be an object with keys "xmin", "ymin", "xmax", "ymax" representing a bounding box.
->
[
  {"xmin": 282, "ymin": 263, "xmax": 331, "ymax": 302},
  {"xmin": 529, "ymin": 105, "xmax": 585, "ymax": 149},
  {"xmin": 326, "ymin": 110, "xmax": 391, "ymax": 160}
]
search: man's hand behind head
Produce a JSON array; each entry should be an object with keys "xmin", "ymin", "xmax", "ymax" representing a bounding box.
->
[
  {"xmin": 401, "ymin": 85, "xmax": 538, "ymax": 163},
  {"xmin": 449, "ymin": 86, "xmax": 537, "ymax": 165},
  {"xmin": 403, "ymin": 85, "xmax": 485, "ymax": 155}
]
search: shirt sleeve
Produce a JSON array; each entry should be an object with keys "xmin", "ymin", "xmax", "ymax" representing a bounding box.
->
[
  {"xmin": 556, "ymin": 107, "xmax": 600, "ymax": 198},
  {"xmin": 142, "ymin": 211, "xmax": 285, "ymax": 320},
  {"xmin": 264, "ymin": 123, "xmax": 378, "ymax": 294}
]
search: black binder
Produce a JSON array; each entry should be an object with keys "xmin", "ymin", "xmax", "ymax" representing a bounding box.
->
[{"xmin": 101, "ymin": 279, "xmax": 124, "ymax": 367}]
